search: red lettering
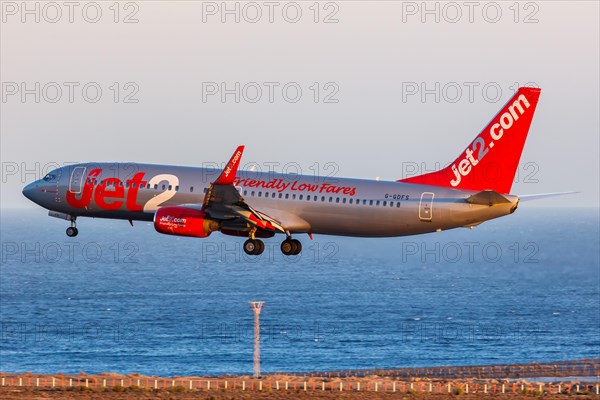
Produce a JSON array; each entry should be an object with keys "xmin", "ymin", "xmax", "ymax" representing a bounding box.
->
[
  {"xmin": 126, "ymin": 172, "xmax": 147, "ymax": 212},
  {"xmin": 94, "ymin": 177, "xmax": 124, "ymax": 210},
  {"xmin": 66, "ymin": 168, "xmax": 102, "ymax": 209}
]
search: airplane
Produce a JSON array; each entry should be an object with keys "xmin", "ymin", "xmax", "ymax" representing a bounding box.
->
[{"xmin": 22, "ymin": 87, "xmax": 571, "ymax": 256}]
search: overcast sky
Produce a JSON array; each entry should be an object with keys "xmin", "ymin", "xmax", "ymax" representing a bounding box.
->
[{"xmin": 1, "ymin": 1, "xmax": 598, "ymax": 208}]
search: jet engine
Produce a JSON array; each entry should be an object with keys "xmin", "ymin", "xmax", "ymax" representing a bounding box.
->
[{"xmin": 154, "ymin": 206, "xmax": 219, "ymax": 238}]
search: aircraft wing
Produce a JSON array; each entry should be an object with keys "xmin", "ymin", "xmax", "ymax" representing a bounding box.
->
[{"xmin": 201, "ymin": 146, "xmax": 287, "ymax": 235}]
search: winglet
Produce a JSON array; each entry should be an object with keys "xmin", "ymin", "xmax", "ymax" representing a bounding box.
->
[{"xmin": 214, "ymin": 146, "xmax": 245, "ymax": 185}]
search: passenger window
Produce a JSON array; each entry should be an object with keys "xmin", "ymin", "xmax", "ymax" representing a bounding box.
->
[
  {"xmin": 383, "ymin": 201, "xmax": 387, "ymax": 206},
  {"xmin": 162, "ymin": 184, "xmax": 166, "ymax": 190},
  {"xmin": 154, "ymin": 184, "xmax": 158, "ymax": 189},
  {"xmin": 190, "ymin": 186, "xmax": 194, "ymax": 192},
  {"xmin": 342, "ymin": 198, "xmax": 347, "ymax": 204},
  {"xmin": 285, "ymin": 194, "xmax": 289, "ymax": 199},
  {"xmin": 168, "ymin": 185, "xmax": 172, "ymax": 190},
  {"xmin": 363, "ymin": 199, "xmax": 367, "ymax": 205},
  {"xmin": 329, "ymin": 197, "xmax": 332, "ymax": 202},
  {"xmin": 299, "ymin": 195, "xmax": 303, "ymax": 200},
  {"xmin": 292, "ymin": 194, "xmax": 296, "ymax": 200},
  {"xmin": 278, "ymin": 193, "xmax": 282, "ymax": 199},
  {"xmin": 258, "ymin": 192, "xmax": 262, "ymax": 197},
  {"xmin": 272, "ymin": 192, "xmax": 276, "ymax": 198},
  {"xmin": 252, "ymin": 191, "xmax": 255, "ymax": 196},
  {"xmin": 376, "ymin": 200, "xmax": 380, "ymax": 206},
  {"xmin": 349, "ymin": 199, "xmax": 353, "ymax": 204},
  {"xmin": 125, "ymin": 182, "xmax": 129, "ymax": 188},
  {"xmin": 175, "ymin": 185, "xmax": 179, "ymax": 191},
  {"xmin": 396, "ymin": 202, "xmax": 401, "ymax": 207},
  {"xmin": 321, "ymin": 196, "xmax": 325, "ymax": 202},
  {"xmin": 335, "ymin": 198, "xmax": 340, "ymax": 203},
  {"xmin": 369, "ymin": 200, "xmax": 373, "ymax": 206}
]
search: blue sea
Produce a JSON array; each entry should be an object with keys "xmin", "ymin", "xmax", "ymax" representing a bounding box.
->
[{"xmin": 1, "ymin": 207, "xmax": 598, "ymax": 376}]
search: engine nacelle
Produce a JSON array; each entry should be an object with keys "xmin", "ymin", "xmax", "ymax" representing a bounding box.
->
[{"xmin": 154, "ymin": 206, "xmax": 219, "ymax": 238}]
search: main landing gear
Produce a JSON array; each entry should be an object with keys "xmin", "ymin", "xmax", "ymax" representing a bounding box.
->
[
  {"xmin": 66, "ymin": 217, "xmax": 78, "ymax": 237},
  {"xmin": 243, "ymin": 238, "xmax": 265, "ymax": 255},
  {"xmin": 280, "ymin": 238, "xmax": 301, "ymax": 256},
  {"xmin": 242, "ymin": 229, "xmax": 302, "ymax": 256}
]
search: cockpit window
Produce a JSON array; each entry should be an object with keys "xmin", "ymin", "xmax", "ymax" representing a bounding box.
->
[{"xmin": 43, "ymin": 174, "xmax": 57, "ymax": 182}]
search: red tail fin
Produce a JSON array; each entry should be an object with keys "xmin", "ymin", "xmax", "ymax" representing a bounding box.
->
[{"xmin": 399, "ymin": 87, "xmax": 541, "ymax": 194}]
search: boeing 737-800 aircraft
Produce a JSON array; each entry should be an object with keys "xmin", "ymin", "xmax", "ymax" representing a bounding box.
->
[{"xmin": 23, "ymin": 87, "xmax": 567, "ymax": 256}]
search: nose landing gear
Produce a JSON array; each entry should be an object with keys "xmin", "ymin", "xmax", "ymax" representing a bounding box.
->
[{"xmin": 66, "ymin": 217, "xmax": 78, "ymax": 237}]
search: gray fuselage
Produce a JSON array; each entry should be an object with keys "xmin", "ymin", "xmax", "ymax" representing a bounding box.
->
[{"xmin": 22, "ymin": 162, "xmax": 519, "ymax": 238}]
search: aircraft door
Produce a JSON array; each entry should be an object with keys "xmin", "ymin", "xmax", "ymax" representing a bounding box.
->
[
  {"xmin": 419, "ymin": 192, "xmax": 434, "ymax": 221},
  {"xmin": 69, "ymin": 166, "xmax": 86, "ymax": 194}
]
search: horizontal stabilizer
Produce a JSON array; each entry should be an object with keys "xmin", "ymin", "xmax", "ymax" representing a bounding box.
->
[
  {"xmin": 518, "ymin": 191, "xmax": 579, "ymax": 202},
  {"xmin": 466, "ymin": 190, "xmax": 511, "ymax": 206}
]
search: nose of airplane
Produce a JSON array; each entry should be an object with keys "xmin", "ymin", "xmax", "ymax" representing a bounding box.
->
[
  {"xmin": 22, "ymin": 181, "xmax": 40, "ymax": 203},
  {"xmin": 23, "ymin": 182, "xmax": 37, "ymax": 200}
]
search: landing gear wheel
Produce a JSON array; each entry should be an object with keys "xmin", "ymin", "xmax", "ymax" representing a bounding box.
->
[
  {"xmin": 291, "ymin": 239, "xmax": 302, "ymax": 255},
  {"xmin": 66, "ymin": 227, "xmax": 78, "ymax": 237},
  {"xmin": 281, "ymin": 239, "xmax": 301, "ymax": 256},
  {"xmin": 244, "ymin": 239, "xmax": 264, "ymax": 255},
  {"xmin": 256, "ymin": 239, "xmax": 265, "ymax": 255}
]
